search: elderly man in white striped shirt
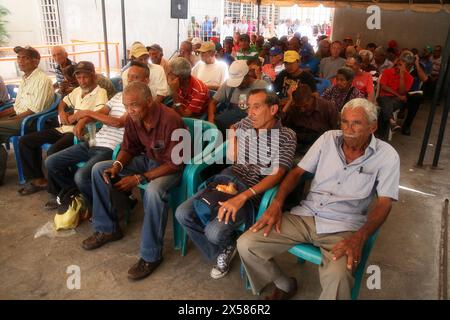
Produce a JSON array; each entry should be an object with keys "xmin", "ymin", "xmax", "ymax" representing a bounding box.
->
[
  {"xmin": 44, "ymin": 61, "xmax": 150, "ymax": 212},
  {"xmin": 176, "ymin": 88, "xmax": 297, "ymax": 280}
]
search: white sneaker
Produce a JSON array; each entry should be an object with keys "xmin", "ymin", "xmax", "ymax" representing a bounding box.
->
[{"xmin": 210, "ymin": 244, "xmax": 237, "ymax": 279}]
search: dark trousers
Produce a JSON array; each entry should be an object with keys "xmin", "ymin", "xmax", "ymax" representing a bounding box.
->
[
  {"xmin": 403, "ymin": 93, "xmax": 424, "ymax": 131},
  {"xmin": 377, "ymin": 96, "xmax": 405, "ymax": 141},
  {"xmin": 0, "ymin": 116, "xmax": 23, "ymax": 144},
  {"xmin": 45, "ymin": 142, "xmax": 113, "ymax": 200},
  {"xmin": 18, "ymin": 128, "xmax": 74, "ymax": 181}
]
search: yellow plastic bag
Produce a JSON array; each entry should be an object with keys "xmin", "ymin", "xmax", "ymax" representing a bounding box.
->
[{"xmin": 54, "ymin": 196, "xmax": 85, "ymax": 231}]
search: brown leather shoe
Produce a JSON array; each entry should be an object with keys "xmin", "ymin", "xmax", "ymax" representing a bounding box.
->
[
  {"xmin": 127, "ymin": 257, "xmax": 163, "ymax": 281},
  {"xmin": 82, "ymin": 229, "xmax": 123, "ymax": 250},
  {"xmin": 265, "ymin": 277, "xmax": 298, "ymax": 300}
]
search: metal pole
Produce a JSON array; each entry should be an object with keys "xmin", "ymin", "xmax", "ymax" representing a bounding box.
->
[
  {"xmin": 101, "ymin": 0, "xmax": 111, "ymax": 77},
  {"xmin": 417, "ymin": 26, "xmax": 450, "ymax": 166},
  {"xmin": 177, "ymin": 18, "xmax": 180, "ymax": 51},
  {"xmin": 432, "ymin": 69, "xmax": 450, "ymax": 167},
  {"xmin": 121, "ymin": 0, "xmax": 127, "ymax": 68},
  {"xmin": 257, "ymin": 0, "xmax": 261, "ymax": 35}
]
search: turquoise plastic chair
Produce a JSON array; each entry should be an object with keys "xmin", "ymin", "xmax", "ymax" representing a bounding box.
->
[
  {"xmin": 10, "ymin": 93, "xmax": 62, "ymax": 185},
  {"xmin": 241, "ymin": 175, "xmax": 380, "ymax": 300},
  {"xmin": 116, "ymin": 118, "xmax": 220, "ymax": 250}
]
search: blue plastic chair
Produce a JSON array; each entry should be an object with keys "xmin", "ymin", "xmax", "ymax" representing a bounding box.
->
[
  {"xmin": 11, "ymin": 93, "xmax": 62, "ymax": 185},
  {"xmin": 116, "ymin": 118, "xmax": 220, "ymax": 250},
  {"xmin": 6, "ymin": 84, "xmax": 19, "ymax": 99},
  {"xmin": 110, "ymin": 77, "xmax": 123, "ymax": 93},
  {"xmin": 314, "ymin": 77, "xmax": 331, "ymax": 96},
  {"xmin": 241, "ymin": 175, "xmax": 380, "ymax": 300},
  {"xmin": 0, "ymin": 84, "xmax": 18, "ymax": 112}
]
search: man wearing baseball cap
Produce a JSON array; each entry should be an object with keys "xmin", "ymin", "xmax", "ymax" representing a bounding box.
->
[
  {"xmin": 147, "ymin": 44, "xmax": 170, "ymax": 77},
  {"xmin": 17, "ymin": 61, "xmax": 108, "ymax": 197},
  {"xmin": 208, "ymin": 59, "xmax": 268, "ymax": 133},
  {"xmin": 274, "ymin": 50, "xmax": 317, "ymax": 106},
  {"xmin": 192, "ymin": 41, "xmax": 229, "ymax": 91},
  {"xmin": 262, "ymin": 46, "xmax": 285, "ymax": 82},
  {"xmin": 236, "ymin": 34, "xmax": 259, "ymax": 61},
  {"xmin": 0, "ymin": 46, "xmax": 54, "ymax": 184},
  {"xmin": 121, "ymin": 42, "xmax": 168, "ymax": 102}
]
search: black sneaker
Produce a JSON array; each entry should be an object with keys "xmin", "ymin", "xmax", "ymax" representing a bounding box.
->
[
  {"xmin": 127, "ymin": 257, "xmax": 163, "ymax": 280},
  {"xmin": 210, "ymin": 244, "xmax": 237, "ymax": 279},
  {"xmin": 45, "ymin": 197, "xmax": 60, "ymax": 210}
]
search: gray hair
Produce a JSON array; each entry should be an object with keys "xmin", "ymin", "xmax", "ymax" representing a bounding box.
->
[
  {"xmin": 123, "ymin": 81, "xmax": 152, "ymax": 103},
  {"xmin": 400, "ymin": 50, "xmax": 415, "ymax": 65},
  {"xmin": 337, "ymin": 66, "xmax": 355, "ymax": 81},
  {"xmin": 374, "ymin": 46, "xmax": 386, "ymax": 56},
  {"xmin": 169, "ymin": 57, "xmax": 192, "ymax": 78},
  {"xmin": 359, "ymin": 49, "xmax": 373, "ymax": 62},
  {"xmin": 341, "ymin": 98, "xmax": 378, "ymax": 122}
]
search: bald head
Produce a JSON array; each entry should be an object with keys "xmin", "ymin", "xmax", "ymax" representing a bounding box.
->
[{"xmin": 51, "ymin": 46, "xmax": 69, "ymax": 66}]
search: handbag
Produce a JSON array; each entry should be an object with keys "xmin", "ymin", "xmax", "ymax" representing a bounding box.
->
[{"xmin": 193, "ymin": 182, "xmax": 238, "ymax": 226}]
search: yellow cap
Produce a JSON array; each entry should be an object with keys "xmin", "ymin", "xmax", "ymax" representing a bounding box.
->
[{"xmin": 284, "ymin": 50, "xmax": 301, "ymax": 63}]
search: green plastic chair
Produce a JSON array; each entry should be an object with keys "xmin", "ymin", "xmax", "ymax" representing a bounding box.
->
[
  {"xmin": 118, "ymin": 118, "xmax": 220, "ymax": 250},
  {"xmin": 241, "ymin": 174, "xmax": 380, "ymax": 300}
]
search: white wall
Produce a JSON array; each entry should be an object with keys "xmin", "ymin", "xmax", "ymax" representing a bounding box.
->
[
  {"xmin": 1, "ymin": 0, "xmax": 44, "ymax": 79},
  {"xmin": 2, "ymin": 0, "xmax": 225, "ymax": 76},
  {"xmin": 1, "ymin": 0, "xmax": 43, "ymax": 46},
  {"xmin": 333, "ymin": 7, "xmax": 450, "ymax": 50}
]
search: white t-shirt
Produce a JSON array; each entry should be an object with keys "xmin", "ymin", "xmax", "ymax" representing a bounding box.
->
[
  {"xmin": 191, "ymin": 60, "xmax": 229, "ymax": 88},
  {"xmin": 122, "ymin": 63, "xmax": 168, "ymax": 98}
]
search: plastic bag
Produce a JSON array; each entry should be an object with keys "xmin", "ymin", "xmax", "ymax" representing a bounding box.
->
[
  {"xmin": 54, "ymin": 196, "xmax": 85, "ymax": 231},
  {"xmin": 34, "ymin": 221, "xmax": 76, "ymax": 239}
]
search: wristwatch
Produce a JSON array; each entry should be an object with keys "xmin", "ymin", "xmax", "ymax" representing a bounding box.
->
[{"xmin": 138, "ymin": 174, "xmax": 148, "ymax": 184}]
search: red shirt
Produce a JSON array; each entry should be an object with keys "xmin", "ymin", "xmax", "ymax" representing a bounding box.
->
[
  {"xmin": 353, "ymin": 72, "xmax": 374, "ymax": 97},
  {"xmin": 177, "ymin": 76, "xmax": 209, "ymax": 115},
  {"xmin": 379, "ymin": 68, "xmax": 414, "ymax": 97}
]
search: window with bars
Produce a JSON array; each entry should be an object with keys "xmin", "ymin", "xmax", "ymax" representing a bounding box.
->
[{"xmin": 39, "ymin": 0, "xmax": 63, "ymax": 70}]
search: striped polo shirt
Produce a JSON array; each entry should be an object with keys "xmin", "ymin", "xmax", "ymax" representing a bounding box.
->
[
  {"xmin": 14, "ymin": 68, "xmax": 54, "ymax": 115},
  {"xmin": 176, "ymin": 76, "xmax": 209, "ymax": 115},
  {"xmin": 54, "ymin": 58, "xmax": 75, "ymax": 86},
  {"xmin": 95, "ymin": 92, "xmax": 126, "ymax": 150},
  {"xmin": 232, "ymin": 117, "xmax": 297, "ymax": 190}
]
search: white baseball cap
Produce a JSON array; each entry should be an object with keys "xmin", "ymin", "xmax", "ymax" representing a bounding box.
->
[{"xmin": 226, "ymin": 60, "xmax": 249, "ymax": 88}]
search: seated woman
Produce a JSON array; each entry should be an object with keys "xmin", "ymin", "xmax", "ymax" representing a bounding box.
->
[
  {"xmin": 345, "ymin": 54, "xmax": 375, "ymax": 102},
  {"xmin": 322, "ymin": 67, "xmax": 365, "ymax": 111}
]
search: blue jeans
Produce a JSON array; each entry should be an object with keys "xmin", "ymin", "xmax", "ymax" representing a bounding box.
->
[
  {"xmin": 175, "ymin": 170, "xmax": 254, "ymax": 261},
  {"xmin": 91, "ymin": 155, "xmax": 182, "ymax": 262},
  {"xmin": 45, "ymin": 142, "xmax": 113, "ymax": 202}
]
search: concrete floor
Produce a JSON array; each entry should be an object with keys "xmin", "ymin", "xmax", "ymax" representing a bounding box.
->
[{"xmin": 0, "ymin": 101, "xmax": 449, "ymax": 300}]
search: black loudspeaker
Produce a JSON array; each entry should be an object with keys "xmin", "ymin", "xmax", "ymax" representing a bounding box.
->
[{"xmin": 171, "ymin": 0, "xmax": 188, "ymax": 19}]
